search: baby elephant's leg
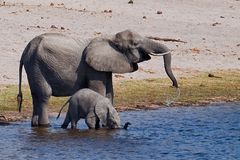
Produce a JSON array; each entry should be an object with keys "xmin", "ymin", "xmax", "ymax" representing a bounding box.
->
[
  {"xmin": 95, "ymin": 118, "xmax": 100, "ymax": 129},
  {"xmin": 61, "ymin": 111, "xmax": 70, "ymax": 128},
  {"xmin": 85, "ymin": 112, "xmax": 97, "ymax": 129},
  {"xmin": 70, "ymin": 112, "xmax": 78, "ymax": 129},
  {"xmin": 71, "ymin": 119, "xmax": 78, "ymax": 129},
  {"xmin": 68, "ymin": 103, "xmax": 78, "ymax": 129}
]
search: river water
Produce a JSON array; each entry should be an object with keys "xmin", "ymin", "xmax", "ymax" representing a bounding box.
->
[{"xmin": 0, "ymin": 103, "xmax": 239, "ymax": 160}]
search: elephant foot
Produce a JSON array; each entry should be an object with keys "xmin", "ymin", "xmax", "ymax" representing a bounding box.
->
[
  {"xmin": 31, "ymin": 115, "xmax": 50, "ymax": 127},
  {"xmin": 31, "ymin": 123, "xmax": 51, "ymax": 127},
  {"xmin": 31, "ymin": 115, "xmax": 38, "ymax": 126},
  {"xmin": 38, "ymin": 123, "xmax": 51, "ymax": 127},
  {"xmin": 61, "ymin": 124, "xmax": 68, "ymax": 129}
]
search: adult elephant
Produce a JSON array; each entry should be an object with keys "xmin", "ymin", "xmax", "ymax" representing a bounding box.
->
[{"xmin": 17, "ymin": 30, "xmax": 178, "ymax": 127}]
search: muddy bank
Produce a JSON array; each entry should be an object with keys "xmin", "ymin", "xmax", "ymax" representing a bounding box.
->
[{"xmin": 1, "ymin": 100, "xmax": 239, "ymax": 123}]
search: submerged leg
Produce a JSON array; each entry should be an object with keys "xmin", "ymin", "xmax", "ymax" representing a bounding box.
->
[
  {"xmin": 26, "ymin": 65, "xmax": 52, "ymax": 127},
  {"xmin": 31, "ymin": 94, "xmax": 50, "ymax": 127},
  {"xmin": 71, "ymin": 120, "xmax": 77, "ymax": 129},
  {"xmin": 61, "ymin": 111, "xmax": 71, "ymax": 129}
]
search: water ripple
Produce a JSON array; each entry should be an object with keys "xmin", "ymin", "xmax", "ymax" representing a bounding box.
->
[{"xmin": 0, "ymin": 103, "xmax": 239, "ymax": 160}]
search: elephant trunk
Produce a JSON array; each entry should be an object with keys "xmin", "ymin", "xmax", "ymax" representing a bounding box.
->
[
  {"xmin": 163, "ymin": 53, "xmax": 178, "ymax": 88},
  {"xmin": 143, "ymin": 38, "xmax": 170, "ymax": 55},
  {"xmin": 123, "ymin": 122, "xmax": 131, "ymax": 130},
  {"xmin": 143, "ymin": 39, "xmax": 178, "ymax": 88}
]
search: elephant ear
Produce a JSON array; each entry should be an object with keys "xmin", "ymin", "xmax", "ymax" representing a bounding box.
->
[
  {"xmin": 94, "ymin": 99, "xmax": 109, "ymax": 126},
  {"xmin": 85, "ymin": 38, "xmax": 137, "ymax": 73}
]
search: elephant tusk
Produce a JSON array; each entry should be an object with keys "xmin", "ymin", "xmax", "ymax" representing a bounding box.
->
[{"xmin": 149, "ymin": 50, "xmax": 171, "ymax": 56}]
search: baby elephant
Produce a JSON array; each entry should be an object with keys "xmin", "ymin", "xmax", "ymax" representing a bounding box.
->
[{"xmin": 57, "ymin": 88, "xmax": 121, "ymax": 129}]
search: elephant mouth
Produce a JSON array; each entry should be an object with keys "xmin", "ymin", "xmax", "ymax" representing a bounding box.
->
[
  {"xmin": 131, "ymin": 63, "xmax": 138, "ymax": 72},
  {"xmin": 143, "ymin": 52, "xmax": 151, "ymax": 61},
  {"xmin": 138, "ymin": 48, "xmax": 151, "ymax": 62}
]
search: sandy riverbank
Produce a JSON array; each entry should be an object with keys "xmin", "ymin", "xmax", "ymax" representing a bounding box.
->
[{"xmin": 0, "ymin": 0, "xmax": 239, "ymax": 84}]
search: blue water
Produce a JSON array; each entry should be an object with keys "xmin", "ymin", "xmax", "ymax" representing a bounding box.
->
[{"xmin": 0, "ymin": 103, "xmax": 239, "ymax": 160}]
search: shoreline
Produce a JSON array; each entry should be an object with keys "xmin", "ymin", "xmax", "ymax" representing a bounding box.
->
[
  {"xmin": 1, "ymin": 97, "xmax": 239, "ymax": 123},
  {"xmin": 0, "ymin": 70, "xmax": 239, "ymax": 123}
]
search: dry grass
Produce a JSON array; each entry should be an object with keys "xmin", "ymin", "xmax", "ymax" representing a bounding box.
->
[
  {"xmin": 114, "ymin": 70, "xmax": 240, "ymax": 110},
  {"xmin": 0, "ymin": 70, "xmax": 239, "ymax": 115},
  {"xmin": 0, "ymin": 85, "xmax": 68, "ymax": 113}
]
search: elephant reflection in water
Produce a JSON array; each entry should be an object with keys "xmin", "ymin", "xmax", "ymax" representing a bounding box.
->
[{"xmin": 17, "ymin": 30, "xmax": 178, "ymax": 127}]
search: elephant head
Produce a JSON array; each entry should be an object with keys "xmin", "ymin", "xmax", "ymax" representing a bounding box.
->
[
  {"xmin": 94, "ymin": 99, "xmax": 121, "ymax": 129},
  {"xmin": 85, "ymin": 30, "xmax": 178, "ymax": 88}
]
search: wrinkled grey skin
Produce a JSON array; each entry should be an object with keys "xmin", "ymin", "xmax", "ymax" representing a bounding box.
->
[
  {"xmin": 60, "ymin": 88, "xmax": 121, "ymax": 129},
  {"xmin": 17, "ymin": 30, "xmax": 178, "ymax": 127}
]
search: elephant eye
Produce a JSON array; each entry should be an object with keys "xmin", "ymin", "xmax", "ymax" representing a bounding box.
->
[
  {"xmin": 132, "ymin": 40, "xmax": 141, "ymax": 48},
  {"xmin": 133, "ymin": 42, "xmax": 138, "ymax": 46}
]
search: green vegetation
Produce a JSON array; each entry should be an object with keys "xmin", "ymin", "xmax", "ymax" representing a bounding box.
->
[{"xmin": 0, "ymin": 70, "xmax": 239, "ymax": 113}]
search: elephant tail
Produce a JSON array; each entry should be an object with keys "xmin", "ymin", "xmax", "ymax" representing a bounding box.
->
[
  {"xmin": 56, "ymin": 98, "xmax": 71, "ymax": 119},
  {"xmin": 17, "ymin": 36, "xmax": 43, "ymax": 112},
  {"xmin": 17, "ymin": 61, "xmax": 23, "ymax": 112}
]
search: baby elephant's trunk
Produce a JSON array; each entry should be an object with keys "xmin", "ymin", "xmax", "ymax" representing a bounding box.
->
[{"xmin": 123, "ymin": 122, "xmax": 131, "ymax": 130}]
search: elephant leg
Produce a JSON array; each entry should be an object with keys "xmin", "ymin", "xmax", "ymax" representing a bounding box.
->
[
  {"xmin": 106, "ymin": 72, "xmax": 114, "ymax": 104},
  {"xmin": 68, "ymin": 104, "xmax": 78, "ymax": 129},
  {"xmin": 31, "ymin": 93, "xmax": 51, "ymax": 127},
  {"xmin": 88, "ymin": 80, "xmax": 106, "ymax": 97},
  {"xmin": 88, "ymin": 71, "xmax": 115, "ymax": 100},
  {"xmin": 71, "ymin": 119, "xmax": 77, "ymax": 129},
  {"xmin": 95, "ymin": 118, "xmax": 100, "ymax": 129},
  {"xmin": 61, "ymin": 111, "xmax": 70, "ymax": 129},
  {"xmin": 26, "ymin": 66, "xmax": 52, "ymax": 127},
  {"xmin": 86, "ymin": 120, "xmax": 96, "ymax": 129},
  {"xmin": 86, "ymin": 112, "xmax": 97, "ymax": 129}
]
